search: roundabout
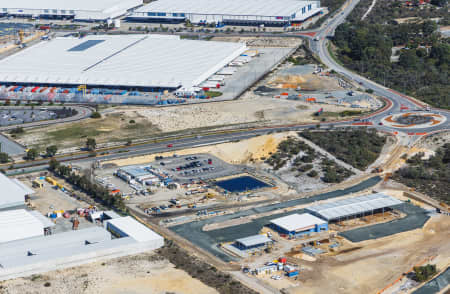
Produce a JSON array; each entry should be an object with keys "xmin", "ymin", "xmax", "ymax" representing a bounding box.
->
[{"xmin": 381, "ymin": 112, "xmax": 446, "ymax": 129}]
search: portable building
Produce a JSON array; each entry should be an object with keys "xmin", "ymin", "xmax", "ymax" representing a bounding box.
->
[{"xmin": 235, "ymin": 234, "xmax": 272, "ymax": 250}]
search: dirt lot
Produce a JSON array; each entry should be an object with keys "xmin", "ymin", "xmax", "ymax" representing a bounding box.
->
[
  {"xmin": 134, "ymin": 97, "xmax": 354, "ymax": 133},
  {"xmin": 285, "ymin": 215, "xmax": 450, "ymax": 294},
  {"xmin": 12, "ymin": 110, "xmax": 160, "ymax": 150},
  {"xmin": 0, "ymin": 253, "xmax": 218, "ymax": 294},
  {"xmin": 103, "ymin": 132, "xmax": 296, "ymax": 167},
  {"xmin": 211, "ymin": 36, "xmax": 303, "ymax": 48}
]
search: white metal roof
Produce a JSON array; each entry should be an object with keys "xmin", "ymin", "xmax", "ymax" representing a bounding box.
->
[
  {"xmin": 1, "ymin": 0, "xmax": 140, "ymax": 13},
  {"xmin": 270, "ymin": 213, "xmax": 326, "ymax": 232},
  {"xmin": 0, "ymin": 209, "xmax": 43, "ymax": 243},
  {"xmin": 306, "ymin": 193, "xmax": 403, "ymax": 221},
  {"xmin": 28, "ymin": 210, "xmax": 56, "ymax": 228},
  {"xmin": 236, "ymin": 234, "xmax": 271, "ymax": 247},
  {"xmin": 136, "ymin": 0, "xmax": 313, "ymax": 17},
  {"xmin": 0, "ymin": 34, "xmax": 246, "ymax": 89},
  {"xmin": 105, "ymin": 216, "xmax": 163, "ymax": 243},
  {"xmin": 0, "ymin": 174, "xmax": 31, "ymax": 210}
]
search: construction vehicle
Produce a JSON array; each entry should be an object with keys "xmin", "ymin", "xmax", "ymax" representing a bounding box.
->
[
  {"xmin": 17, "ymin": 30, "xmax": 26, "ymax": 48},
  {"xmin": 45, "ymin": 177, "xmax": 57, "ymax": 186},
  {"xmin": 204, "ymin": 192, "xmax": 215, "ymax": 199},
  {"xmin": 371, "ymin": 167, "xmax": 384, "ymax": 173},
  {"xmin": 72, "ymin": 217, "xmax": 79, "ymax": 230},
  {"xmin": 32, "ymin": 179, "xmax": 43, "ymax": 188},
  {"xmin": 384, "ymin": 172, "xmax": 392, "ymax": 181}
]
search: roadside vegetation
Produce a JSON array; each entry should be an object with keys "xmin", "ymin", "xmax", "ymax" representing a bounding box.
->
[
  {"xmin": 204, "ymin": 91, "xmax": 223, "ymax": 98},
  {"xmin": 265, "ymin": 136, "xmax": 354, "ymax": 183},
  {"xmin": 413, "ymin": 264, "xmax": 437, "ymax": 282},
  {"xmin": 49, "ymin": 159, "xmax": 127, "ymax": 212},
  {"xmin": 332, "ymin": 0, "xmax": 449, "ymax": 108},
  {"xmin": 299, "ymin": 128, "xmax": 386, "ymax": 170},
  {"xmin": 158, "ymin": 240, "xmax": 258, "ymax": 294},
  {"xmin": 394, "ymin": 144, "xmax": 450, "ymax": 204}
]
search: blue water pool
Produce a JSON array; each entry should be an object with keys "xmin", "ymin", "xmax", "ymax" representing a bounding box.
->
[{"xmin": 215, "ymin": 176, "xmax": 270, "ymax": 193}]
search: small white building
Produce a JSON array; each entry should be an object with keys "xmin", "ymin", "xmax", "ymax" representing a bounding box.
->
[
  {"xmin": 104, "ymin": 216, "xmax": 164, "ymax": 249},
  {"xmin": 0, "ymin": 209, "xmax": 44, "ymax": 243}
]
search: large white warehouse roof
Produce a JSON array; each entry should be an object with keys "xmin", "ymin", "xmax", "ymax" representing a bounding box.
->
[
  {"xmin": 136, "ymin": 0, "xmax": 312, "ymax": 17},
  {"xmin": 0, "ymin": 209, "xmax": 44, "ymax": 243},
  {"xmin": 270, "ymin": 213, "xmax": 326, "ymax": 232},
  {"xmin": 0, "ymin": 173, "xmax": 32, "ymax": 210},
  {"xmin": 0, "ymin": 34, "xmax": 246, "ymax": 89},
  {"xmin": 1, "ymin": 0, "xmax": 142, "ymax": 20},
  {"xmin": 105, "ymin": 216, "xmax": 164, "ymax": 244}
]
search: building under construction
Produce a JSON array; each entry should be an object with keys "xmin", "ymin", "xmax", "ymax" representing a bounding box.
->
[{"xmin": 306, "ymin": 193, "xmax": 403, "ymax": 223}]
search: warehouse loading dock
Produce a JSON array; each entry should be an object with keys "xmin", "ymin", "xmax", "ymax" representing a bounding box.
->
[{"xmin": 129, "ymin": 0, "xmax": 323, "ymax": 26}]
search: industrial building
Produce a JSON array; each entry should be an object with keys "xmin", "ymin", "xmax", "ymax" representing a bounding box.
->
[
  {"xmin": 129, "ymin": 0, "xmax": 323, "ymax": 26},
  {"xmin": 104, "ymin": 216, "xmax": 164, "ymax": 246},
  {"xmin": 0, "ymin": 173, "xmax": 33, "ymax": 211},
  {"xmin": 306, "ymin": 193, "xmax": 403, "ymax": 222},
  {"xmin": 0, "ymin": 0, "xmax": 142, "ymax": 21},
  {"xmin": 234, "ymin": 234, "xmax": 273, "ymax": 251},
  {"xmin": 0, "ymin": 214, "xmax": 164, "ymax": 281},
  {"xmin": 0, "ymin": 34, "xmax": 246, "ymax": 91},
  {"xmin": 269, "ymin": 213, "xmax": 328, "ymax": 237},
  {"xmin": 0, "ymin": 209, "xmax": 44, "ymax": 243}
]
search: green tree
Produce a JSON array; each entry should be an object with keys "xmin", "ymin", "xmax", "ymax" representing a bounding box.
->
[
  {"xmin": 46, "ymin": 145, "xmax": 58, "ymax": 157},
  {"xmin": 49, "ymin": 158, "xmax": 60, "ymax": 171},
  {"xmin": 413, "ymin": 264, "xmax": 437, "ymax": 282},
  {"xmin": 86, "ymin": 138, "xmax": 97, "ymax": 151},
  {"xmin": 399, "ymin": 49, "xmax": 420, "ymax": 69},
  {"xmin": 90, "ymin": 111, "xmax": 101, "ymax": 119},
  {"xmin": 26, "ymin": 148, "xmax": 39, "ymax": 161}
]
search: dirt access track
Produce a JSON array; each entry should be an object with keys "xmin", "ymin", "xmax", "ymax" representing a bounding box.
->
[{"xmin": 287, "ymin": 215, "xmax": 450, "ymax": 294}]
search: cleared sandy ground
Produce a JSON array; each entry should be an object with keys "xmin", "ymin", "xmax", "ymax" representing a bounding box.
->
[
  {"xmin": 0, "ymin": 253, "xmax": 218, "ymax": 294},
  {"xmin": 286, "ymin": 215, "xmax": 450, "ymax": 294},
  {"xmin": 134, "ymin": 97, "xmax": 354, "ymax": 133},
  {"xmin": 103, "ymin": 131, "xmax": 297, "ymax": 167}
]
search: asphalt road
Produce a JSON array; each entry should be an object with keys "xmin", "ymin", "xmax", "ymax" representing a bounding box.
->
[
  {"xmin": 0, "ymin": 105, "xmax": 92, "ymax": 155},
  {"xmin": 306, "ymin": 0, "xmax": 450, "ymax": 134}
]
